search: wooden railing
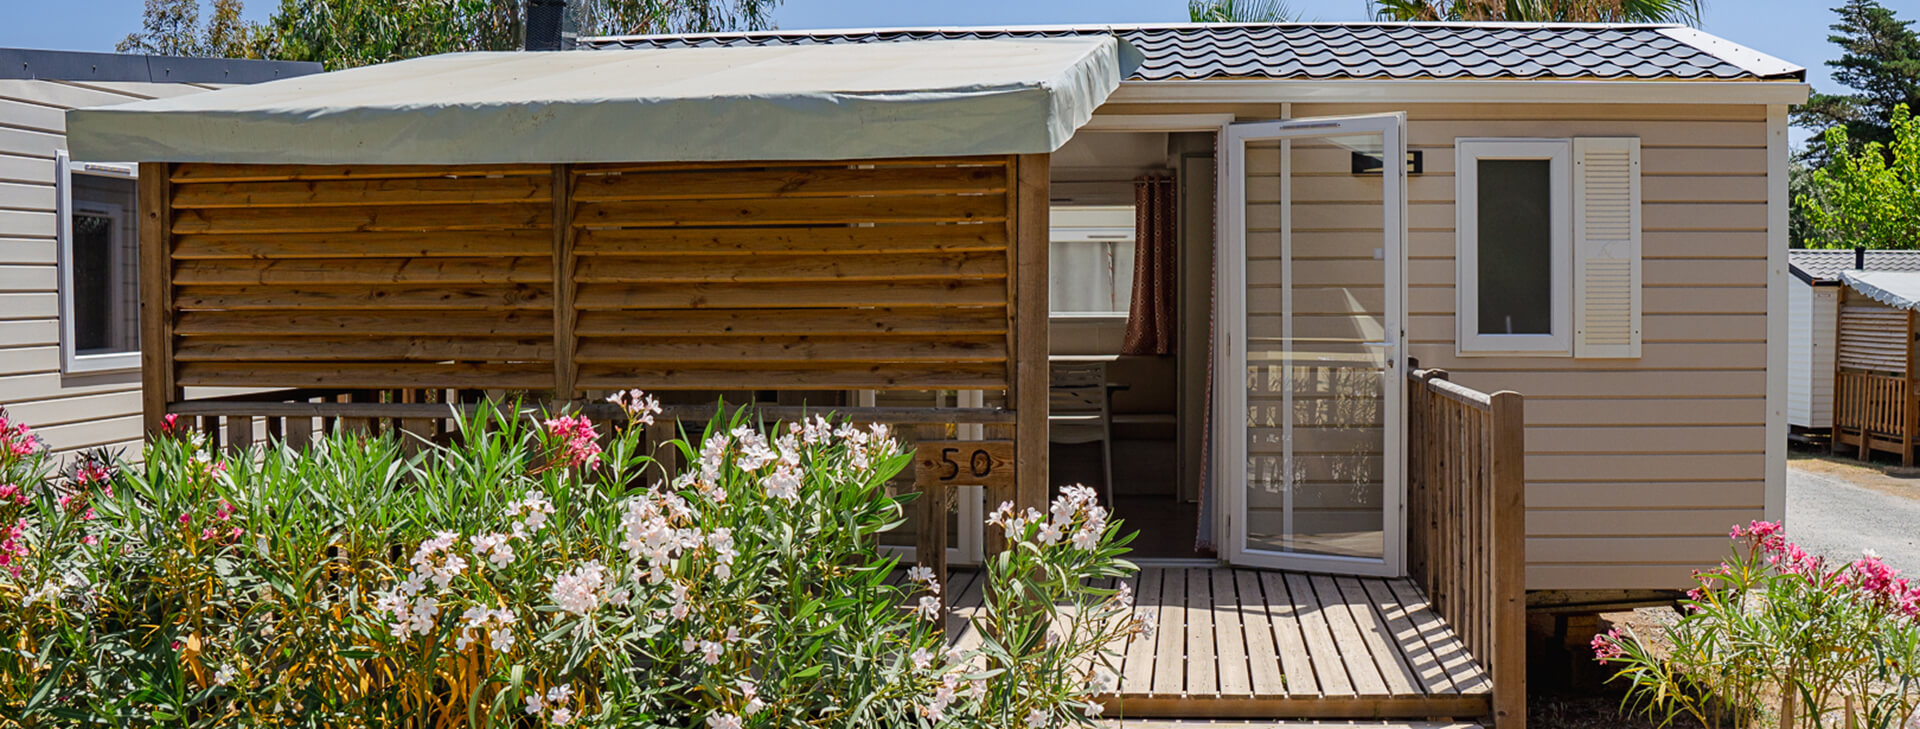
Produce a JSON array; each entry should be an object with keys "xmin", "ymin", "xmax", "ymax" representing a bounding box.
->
[
  {"xmin": 1833, "ymin": 369, "xmax": 1915, "ymax": 464},
  {"xmin": 1407, "ymin": 367, "xmax": 1526, "ymax": 729}
]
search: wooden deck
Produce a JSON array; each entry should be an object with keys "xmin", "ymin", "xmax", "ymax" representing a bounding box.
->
[{"xmin": 940, "ymin": 565, "xmax": 1493, "ymax": 721}]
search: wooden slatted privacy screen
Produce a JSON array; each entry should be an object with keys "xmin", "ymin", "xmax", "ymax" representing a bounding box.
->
[
  {"xmin": 564, "ymin": 158, "xmax": 1013, "ymax": 392},
  {"xmin": 1837, "ymin": 300, "xmax": 1909, "ymax": 374},
  {"xmin": 165, "ymin": 164, "xmax": 558, "ymax": 389},
  {"xmin": 1407, "ymin": 367, "xmax": 1525, "ymax": 729},
  {"xmin": 1833, "ymin": 290, "xmax": 1918, "ymax": 465}
]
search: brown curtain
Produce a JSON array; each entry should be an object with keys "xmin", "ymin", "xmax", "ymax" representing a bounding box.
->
[{"xmin": 1123, "ymin": 176, "xmax": 1178, "ymax": 355}]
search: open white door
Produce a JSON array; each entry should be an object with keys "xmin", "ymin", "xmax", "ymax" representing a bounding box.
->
[{"xmin": 1218, "ymin": 113, "xmax": 1407, "ymax": 577}]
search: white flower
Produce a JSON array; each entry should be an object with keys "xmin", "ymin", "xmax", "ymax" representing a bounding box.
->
[
  {"xmin": 549, "ymin": 707, "xmax": 574, "ymax": 725},
  {"xmin": 214, "ymin": 664, "xmax": 237, "ymax": 686},
  {"xmin": 910, "ymin": 647, "xmax": 934, "ymax": 670},
  {"xmin": 490, "ymin": 627, "xmax": 515, "ymax": 652},
  {"xmin": 700, "ymin": 640, "xmax": 725, "ymax": 665},
  {"xmin": 471, "ymin": 533, "xmax": 516, "ymax": 568},
  {"xmin": 740, "ymin": 680, "xmax": 765, "ymax": 715},
  {"xmin": 763, "ymin": 466, "xmax": 801, "ymax": 502},
  {"xmin": 1113, "ymin": 582, "xmax": 1134, "ymax": 608},
  {"xmin": 1089, "ymin": 669, "xmax": 1117, "ymax": 693},
  {"xmin": 1070, "ymin": 526, "xmax": 1100, "ymax": 551},
  {"xmin": 733, "ymin": 426, "xmax": 777, "ymax": 471},
  {"xmin": 524, "ymin": 691, "xmax": 545, "ymax": 716},
  {"xmin": 707, "ymin": 713, "xmax": 743, "ymax": 729},
  {"xmin": 906, "ymin": 566, "xmax": 934, "ymax": 583},
  {"xmin": 1025, "ymin": 708, "xmax": 1050, "ymax": 728},
  {"xmin": 607, "ymin": 389, "xmax": 662, "ymax": 424},
  {"xmin": 1082, "ymin": 699, "xmax": 1106, "ymax": 717},
  {"xmin": 914, "ymin": 596, "xmax": 942, "ymax": 621},
  {"xmin": 1036, "ymin": 522, "xmax": 1063, "ymax": 545},
  {"xmin": 549, "ymin": 561, "xmax": 607, "ymax": 617}
]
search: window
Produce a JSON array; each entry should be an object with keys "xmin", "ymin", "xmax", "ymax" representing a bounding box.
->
[
  {"xmin": 57, "ymin": 151, "xmax": 141, "ymax": 373},
  {"xmin": 1048, "ymin": 205, "xmax": 1135, "ymax": 318},
  {"xmin": 1455, "ymin": 139, "xmax": 1572, "ymax": 355}
]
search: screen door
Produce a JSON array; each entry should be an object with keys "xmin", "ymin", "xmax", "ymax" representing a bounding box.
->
[{"xmin": 1218, "ymin": 114, "xmax": 1407, "ymax": 576}]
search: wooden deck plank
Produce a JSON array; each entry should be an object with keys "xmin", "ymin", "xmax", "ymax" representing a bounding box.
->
[
  {"xmin": 1151, "ymin": 567, "xmax": 1188, "ymax": 697},
  {"xmin": 1255, "ymin": 571, "xmax": 1320, "ymax": 698},
  {"xmin": 1311, "ymin": 573, "xmax": 1391, "ymax": 698},
  {"xmin": 1335, "ymin": 576, "xmax": 1425, "ymax": 698},
  {"xmin": 1231, "ymin": 569, "xmax": 1288, "ymax": 699},
  {"xmin": 1281, "ymin": 571, "xmax": 1354, "ymax": 697},
  {"xmin": 1119, "ymin": 569, "xmax": 1159, "ymax": 696},
  {"xmin": 1386, "ymin": 578, "xmax": 1492, "ymax": 695},
  {"xmin": 1361, "ymin": 576, "xmax": 1462, "ymax": 695},
  {"xmin": 1211, "ymin": 568, "xmax": 1254, "ymax": 697},
  {"xmin": 948, "ymin": 570, "xmax": 988, "ymax": 654},
  {"xmin": 1184, "ymin": 568, "xmax": 1219, "ymax": 696}
]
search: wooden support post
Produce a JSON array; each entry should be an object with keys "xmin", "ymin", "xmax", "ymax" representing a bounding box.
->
[
  {"xmin": 915, "ymin": 481, "xmax": 954, "ymax": 618},
  {"xmin": 226, "ymin": 415, "xmax": 253, "ymax": 454},
  {"xmin": 552, "ymin": 164, "xmax": 578, "ymax": 402},
  {"xmin": 1490, "ymin": 389, "xmax": 1527, "ymax": 729},
  {"xmin": 1905, "ymin": 310, "xmax": 1916, "ymax": 467},
  {"xmin": 1011, "ymin": 153, "xmax": 1050, "ymax": 526},
  {"xmin": 138, "ymin": 163, "xmax": 175, "ymax": 436}
]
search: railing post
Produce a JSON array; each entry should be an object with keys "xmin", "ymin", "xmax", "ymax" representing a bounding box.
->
[{"xmin": 1489, "ymin": 389, "xmax": 1527, "ymax": 729}]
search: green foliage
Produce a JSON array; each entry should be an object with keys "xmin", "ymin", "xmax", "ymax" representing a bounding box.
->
[
  {"xmin": 118, "ymin": 0, "xmax": 784, "ymax": 71},
  {"xmin": 1793, "ymin": 0, "xmax": 1920, "ymax": 160},
  {"xmin": 0, "ymin": 398, "xmax": 1144, "ymax": 727},
  {"xmin": 1798, "ymin": 105, "xmax": 1920, "ymax": 249},
  {"xmin": 1594, "ymin": 522, "xmax": 1920, "ymax": 728},
  {"xmin": 1187, "ymin": 0, "xmax": 1297, "ymax": 22},
  {"xmin": 117, "ymin": 0, "xmax": 265, "ymax": 58},
  {"xmin": 1368, "ymin": 0, "xmax": 1702, "ymax": 22}
]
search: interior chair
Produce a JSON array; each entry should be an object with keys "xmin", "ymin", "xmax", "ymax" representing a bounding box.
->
[{"xmin": 1048, "ymin": 361, "xmax": 1114, "ymax": 507}]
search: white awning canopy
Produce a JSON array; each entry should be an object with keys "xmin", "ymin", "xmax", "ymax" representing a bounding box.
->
[
  {"xmin": 66, "ymin": 37, "xmax": 1136, "ymax": 165},
  {"xmin": 1842, "ymin": 270, "xmax": 1920, "ymax": 311}
]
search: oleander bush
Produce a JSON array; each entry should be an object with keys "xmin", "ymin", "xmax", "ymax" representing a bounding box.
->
[
  {"xmin": 0, "ymin": 393, "xmax": 1147, "ymax": 728},
  {"xmin": 1593, "ymin": 521, "xmax": 1920, "ymax": 728}
]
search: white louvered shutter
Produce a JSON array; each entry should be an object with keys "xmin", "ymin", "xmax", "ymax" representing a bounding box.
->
[{"xmin": 1573, "ymin": 137, "xmax": 1642, "ymax": 358}]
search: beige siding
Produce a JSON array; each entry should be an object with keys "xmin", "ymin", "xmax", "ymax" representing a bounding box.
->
[
  {"xmin": 1092, "ymin": 100, "xmax": 1772, "ymax": 592},
  {"xmin": 1788, "ymin": 281, "xmax": 1838, "ymax": 429},
  {"xmin": 0, "ymin": 80, "xmax": 224, "ymax": 455}
]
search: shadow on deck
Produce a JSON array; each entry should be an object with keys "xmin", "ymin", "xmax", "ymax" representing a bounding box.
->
[{"xmin": 939, "ymin": 565, "xmax": 1493, "ymax": 722}]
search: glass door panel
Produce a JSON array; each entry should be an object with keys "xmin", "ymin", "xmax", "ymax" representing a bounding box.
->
[{"xmin": 1222, "ymin": 115, "xmax": 1405, "ymax": 576}]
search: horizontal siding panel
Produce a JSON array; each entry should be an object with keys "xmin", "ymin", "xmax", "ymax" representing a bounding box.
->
[
  {"xmin": 31, "ymin": 414, "xmax": 142, "ymax": 453},
  {"xmin": 1527, "ymin": 564, "xmax": 1696, "ymax": 591},
  {"xmin": 1446, "ymin": 370, "xmax": 1764, "ymax": 398},
  {"xmin": 0, "ymin": 209, "xmax": 54, "ymax": 238},
  {"xmin": 0, "ymin": 125, "xmax": 63, "ymax": 158},
  {"xmin": 1521, "ymin": 397, "xmax": 1764, "ymax": 427},
  {"xmin": 0, "ymin": 345, "xmax": 56, "ymax": 374},
  {"xmin": 0, "ymin": 79, "xmax": 148, "ymax": 109},
  {"xmin": 0, "ymin": 154, "xmax": 54, "ymax": 184},
  {"xmin": 1526, "ymin": 425, "xmax": 1764, "ymax": 454},
  {"xmin": 1528, "ymin": 481, "xmax": 1765, "ymax": 509},
  {"xmin": 1528, "ymin": 508, "xmax": 1764, "ymax": 537},
  {"xmin": 0, "ymin": 292, "xmax": 55, "ymax": 318},
  {"xmin": 0, "ymin": 370, "xmax": 140, "ymax": 402},
  {"xmin": 0, "ymin": 238, "xmax": 55, "ymax": 265},
  {"xmin": 1410, "ymin": 313, "xmax": 1768, "ymax": 343},
  {"xmin": 0, "ymin": 264, "xmax": 53, "ymax": 291},
  {"xmin": 1528, "ymin": 453, "xmax": 1765, "ymax": 482},
  {"xmin": 1288, "ymin": 102, "xmax": 1767, "ymax": 122},
  {"xmin": 3, "ymin": 390, "xmax": 142, "ymax": 429},
  {"xmin": 0, "ymin": 180, "xmax": 54, "ymax": 210},
  {"xmin": 1527, "ymin": 536, "xmax": 1733, "ymax": 564},
  {"xmin": 0, "ymin": 319, "xmax": 57, "ymax": 346}
]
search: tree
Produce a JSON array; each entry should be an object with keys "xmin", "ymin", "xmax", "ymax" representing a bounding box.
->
[
  {"xmin": 1188, "ymin": 0, "xmax": 1297, "ymax": 22},
  {"xmin": 118, "ymin": 0, "xmax": 264, "ymax": 58},
  {"xmin": 1793, "ymin": 0, "xmax": 1920, "ymax": 155},
  {"xmin": 1368, "ymin": 0, "xmax": 1703, "ymax": 23},
  {"xmin": 1797, "ymin": 105, "xmax": 1920, "ymax": 249},
  {"xmin": 120, "ymin": 0, "xmax": 783, "ymax": 71}
]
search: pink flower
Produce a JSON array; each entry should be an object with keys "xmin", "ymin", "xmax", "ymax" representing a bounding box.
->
[
  {"xmin": 215, "ymin": 500, "xmax": 234, "ymax": 522},
  {"xmin": 1590, "ymin": 629, "xmax": 1626, "ymax": 664},
  {"xmin": 160, "ymin": 413, "xmax": 181, "ymax": 435},
  {"xmin": 543, "ymin": 415, "xmax": 603, "ymax": 470},
  {"xmin": 178, "ymin": 513, "xmax": 191, "ymax": 526},
  {"xmin": 0, "ymin": 483, "xmax": 20, "ymax": 504},
  {"xmin": 82, "ymin": 535, "xmax": 98, "ymax": 546}
]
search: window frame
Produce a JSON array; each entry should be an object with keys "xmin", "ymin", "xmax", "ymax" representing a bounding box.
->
[
  {"xmin": 1454, "ymin": 138, "xmax": 1573, "ymax": 356},
  {"xmin": 56, "ymin": 150, "xmax": 143, "ymax": 374},
  {"xmin": 1047, "ymin": 205, "xmax": 1136, "ymax": 321}
]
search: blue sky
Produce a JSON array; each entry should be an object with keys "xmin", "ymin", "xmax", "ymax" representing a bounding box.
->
[{"xmin": 0, "ymin": 0, "xmax": 1864, "ymax": 146}]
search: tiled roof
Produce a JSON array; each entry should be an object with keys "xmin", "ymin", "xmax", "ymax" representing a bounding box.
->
[
  {"xmin": 1789, "ymin": 249, "xmax": 1920, "ymax": 283},
  {"xmin": 582, "ymin": 23, "xmax": 1805, "ymax": 82}
]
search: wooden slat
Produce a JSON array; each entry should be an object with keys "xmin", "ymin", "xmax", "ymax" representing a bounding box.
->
[
  {"xmin": 573, "ymin": 280, "xmax": 1007, "ymax": 310},
  {"xmin": 171, "ymin": 175, "xmax": 552, "ymax": 208},
  {"xmin": 574, "ymin": 252, "xmax": 1005, "ymax": 284},
  {"xmin": 575, "ymin": 363, "xmax": 1006, "ymax": 390},
  {"xmin": 575, "ymin": 157, "xmax": 1006, "ymax": 175},
  {"xmin": 176, "ymin": 362, "xmax": 550, "ymax": 388},
  {"xmin": 172, "ymin": 203, "xmax": 550, "ymax": 234},
  {"xmin": 1253, "ymin": 571, "xmax": 1319, "ymax": 698},
  {"xmin": 1282, "ymin": 571, "xmax": 1354, "ymax": 698},
  {"xmin": 575, "ymin": 337, "xmax": 1006, "ymax": 365},
  {"xmin": 170, "ymin": 163, "xmax": 549, "ymax": 183},
  {"xmin": 1186, "ymin": 568, "xmax": 1218, "ymax": 696},
  {"xmin": 174, "ymin": 311, "xmax": 553, "ymax": 337},
  {"xmin": 571, "ymin": 165, "xmax": 1007, "ymax": 202},
  {"xmin": 1310, "ymin": 574, "xmax": 1389, "ymax": 697},
  {"xmin": 1150, "ymin": 567, "xmax": 1188, "ymax": 697},
  {"xmin": 172, "ymin": 230, "xmax": 552, "ymax": 259},
  {"xmin": 1011, "ymin": 153, "xmax": 1050, "ymax": 527},
  {"xmin": 1211, "ymin": 568, "xmax": 1252, "ymax": 697},
  {"xmin": 173, "ymin": 284, "xmax": 553, "ymax": 311},
  {"xmin": 174, "ymin": 337, "xmax": 555, "ymax": 362},
  {"xmin": 1119, "ymin": 569, "xmax": 1158, "ymax": 696},
  {"xmin": 173, "ymin": 257, "xmax": 551, "ymax": 285},
  {"xmin": 139, "ymin": 162, "xmax": 175, "ymax": 436},
  {"xmin": 1361, "ymin": 578, "xmax": 1460, "ymax": 695},
  {"xmin": 574, "ymin": 308, "xmax": 1005, "ymax": 338},
  {"xmin": 574, "ymin": 194, "xmax": 1005, "ymax": 227},
  {"xmin": 573, "ymin": 224, "xmax": 1004, "ymax": 257},
  {"xmin": 553, "ymin": 164, "xmax": 578, "ymax": 400},
  {"xmin": 1335, "ymin": 577, "xmax": 1423, "ymax": 697},
  {"xmin": 1232, "ymin": 570, "xmax": 1288, "ymax": 698},
  {"xmin": 1387, "ymin": 579, "xmax": 1491, "ymax": 695}
]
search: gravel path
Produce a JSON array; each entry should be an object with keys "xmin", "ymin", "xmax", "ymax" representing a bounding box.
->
[{"xmin": 1787, "ymin": 461, "xmax": 1920, "ymax": 573}]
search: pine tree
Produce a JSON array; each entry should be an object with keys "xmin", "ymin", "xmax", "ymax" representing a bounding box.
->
[{"xmin": 1793, "ymin": 0, "xmax": 1920, "ymax": 155}]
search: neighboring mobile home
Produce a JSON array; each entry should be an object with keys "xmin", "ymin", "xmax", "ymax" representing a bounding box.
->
[
  {"xmin": 63, "ymin": 23, "xmax": 1807, "ymax": 724},
  {"xmin": 1787, "ymin": 249, "xmax": 1920, "ymax": 441},
  {"xmin": 0, "ymin": 49, "xmax": 317, "ymax": 455}
]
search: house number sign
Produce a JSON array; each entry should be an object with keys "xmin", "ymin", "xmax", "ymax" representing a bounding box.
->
[{"xmin": 913, "ymin": 440, "xmax": 1015, "ymax": 491}]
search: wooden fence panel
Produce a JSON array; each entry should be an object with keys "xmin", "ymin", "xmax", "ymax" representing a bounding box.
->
[
  {"xmin": 566, "ymin": 158, "xmax": 1014, "ymax": 394},
  {"xmin": 1407, "ymin": 367, "xmax": 1525, "ymax": 729},
  {"xmin": 166, "ymin": 164, "xmax": 557, "ymax": 390}
]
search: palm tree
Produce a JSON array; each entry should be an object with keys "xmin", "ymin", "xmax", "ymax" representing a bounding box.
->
[
  {"xmin": 1189, "ymin": 0, "xmax": 1299, "ymax": 22},
  {"xmin": 1369, "ymin": 0, "xmax": 1705, "ymax": 23}
]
